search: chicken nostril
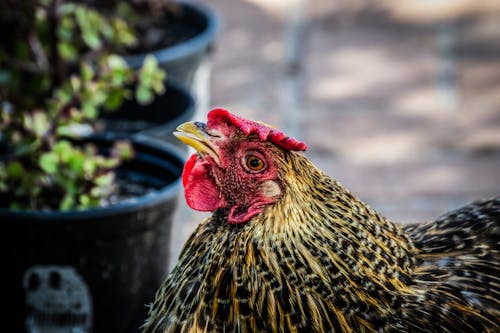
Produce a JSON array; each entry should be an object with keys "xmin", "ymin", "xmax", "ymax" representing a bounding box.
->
[
  {"xmin": 195, "ymin": 121, "xmax": 222, "ymax": 138},
  {"xmin": 194, "ymin": 122, "xmax": 207, "ymax": 130}
]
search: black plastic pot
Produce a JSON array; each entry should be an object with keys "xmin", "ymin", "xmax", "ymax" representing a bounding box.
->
[
  {"xmin": 99, "ymin": 80, "xmax": 195, "ymax": 151},
  {"xmin": 1, "ymin": 134, "xmax": 184, "ymax": 333},
  {"xmin": 123, "ymin": 0, "xmax": 219, "ymax": 113}
]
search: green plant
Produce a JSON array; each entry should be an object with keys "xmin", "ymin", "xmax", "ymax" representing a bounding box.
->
[{"xmin": 0, "ymin": 0, "xmax": 166, "ymax": 210}]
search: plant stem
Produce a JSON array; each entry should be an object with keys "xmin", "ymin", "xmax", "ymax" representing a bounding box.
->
[{"xmin": 48, "ymin": 0, "xmax": 64, "ymax": 92}]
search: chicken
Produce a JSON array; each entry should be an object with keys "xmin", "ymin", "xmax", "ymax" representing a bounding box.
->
[{"xmin": 141, "ymin": 108, "xmax": 500, "ymax": 333}]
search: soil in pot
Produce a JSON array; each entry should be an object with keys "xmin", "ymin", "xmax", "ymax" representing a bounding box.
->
[
  {"xmin": 125, "ymin": 4, "xmax": 200, "ymax": 55},
  {"xmin": 122, "ymin": 1, "xmax": 219, "ymax": 116}
]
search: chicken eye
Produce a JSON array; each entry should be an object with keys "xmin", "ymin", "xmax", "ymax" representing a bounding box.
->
[{"xmin": 244, "ymin": 155, "xmax": 266, "ymax": 172}]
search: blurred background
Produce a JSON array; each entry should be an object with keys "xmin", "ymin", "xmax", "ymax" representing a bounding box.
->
[{"xmin": 171, "ymin": 0, "xmax": 500, "ymax": 267}]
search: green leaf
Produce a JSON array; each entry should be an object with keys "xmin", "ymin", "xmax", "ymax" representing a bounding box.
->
[
  {"xmin": 59, "ymin": 15, "xmax": 75, "ymax": 40},
  {"xmin": 94, "ymin": 173, "xmax": 114, "ymax": 187},
  {"xmin": 83, "ymin": 158, "xmax": 97, "ymax": 175},
  {"xmin": 138, "ymin": 55, "xmax": 165, "ymax": 98},
  {"xmin": 110, "ymin": 68, "xmax": 127, "ymax": 86},
  {"xmin": 80, "ymin": 193, "xmax": 100, "ymax": 209},
  {"xmin": 22, "ymin": 113, "xmax": 34, "ymax": 131},
  {"xmin": 53, "ymin": 140, "xmax": 73, "ymax": 162},
  {"xmin": 112, "ymin": 141, "xmax": 134, "ymax": 160},
  {"xmin": 54, "ymin": 85, "xmax": 73, "ymax": 105},
  {"xmin": 107, "ymin": 55, "xmax": 127, "ymax": 71},
  {"xmin": 86, "ymin": 89, "xmax": 107, "ymax": 108},
  {"xmin": 113, "ymin": 18, "xmax": 137, "ymax": 46},
  {"xmin": 100, "ymin": 157, "xmax": 119, "ymax": 169},
  {"xmin": 79, "ymin": 194, "xmax": 90, "ymax": 208},
  {"xmin": 7, "ymin": 161, "xmax": 24, "ymax": 178},
  {"xmin": 82, "ymin": 103, "xmax": 97, "ymax": 119},
  {"xmin": 81, "ymin": 62, "xmax": 94, "ymax": 82},
  {"xmin": 60, "ymin": 194, "xmax": 75, "ymax": 211},
  {"xmin": 90, "ymin": 180, "xmax": 114, "ymax": 198},
  {"xmin": 39, "ymin": 152, "xmax": 59, "ymax": 174},
  {"xmin": 152, "ymin": 76, "xmax": 166, "ymax": 95},
  {"xmin": 104, "ymin": 88, "xmax": 125, "ymax": 110},
  {"xmin": 105, "ymin": 54, "xmax": 129, "ymax": 77},
  {"xmin": 57, "ymin": 125, "xmax": 78, "ymax": 138},
  {"xmin": 97, "ymin": 15, "xmax": 113, "ymax": 41},
  {"xmin": 136, "ymin": 85, "xmax": 153, "ymax": 105},
  {"xmin": 31, "ymin": 111, "xmax": 49, "ymax": 136},
  {"xmin": 142, "ymin": 55, "xmax": 159, "ymax": 75},
  {"xmin": 76, "ymin": 7, "xmax": 101, "ymax": 49},
  {"xmin": 83, "ymin": 31, "xmax": 101, "ymax": 50},
  {"xmin": 59, "ymin": 2, "xmax": 76, "ymax": 15},
  {"xmin": 58, "ymin": 41, "xmax": 77, "ymax": 61},
  {"xmin": 68, "ymin": 151, "xmax": 86, "ymax": 174},
  {"xmin": 70, "ymin": 75, "xmax": 81, "ymax": 92}
]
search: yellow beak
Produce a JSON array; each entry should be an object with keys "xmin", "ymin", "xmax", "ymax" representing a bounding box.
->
[{"xmin": 174, "ymin": 122, "xmax": 220, "ymax": 162}]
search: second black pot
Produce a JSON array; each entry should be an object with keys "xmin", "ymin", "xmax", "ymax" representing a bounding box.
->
[
  {"xmin": 123, "ymin": 1, "xmax": 219, "ymax": 115},
  {"xmin": 123, "ymin": 1, "xmax": 219, "ymax": 90},
  {"xmin": 98, "ymin": 80, "xmax": 195, "ymax": 151}
]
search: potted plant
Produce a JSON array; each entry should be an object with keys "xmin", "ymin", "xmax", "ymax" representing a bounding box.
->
[
  {"xmin": 79, "ymin": 0, "xmax": 219, "ymax": 150},
  {"xmin": 91, "ymin": 0, "xmax": 220, "ymax": 120},
  {"xmin": 0, "ymin": 1, "xmax": 185, "ymax": 332},
  {"xmin": 98, "ymin": 79, "xmax": 195, "ymax": 149}
]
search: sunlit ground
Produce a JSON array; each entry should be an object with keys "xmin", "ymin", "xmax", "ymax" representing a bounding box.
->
[{"xmin": 170, "ymin": 0, "xmax": 500, "ymax": 267}]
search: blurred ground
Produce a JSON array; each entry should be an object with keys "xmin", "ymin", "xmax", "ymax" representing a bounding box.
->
[{"xmin": 169, "ymin": 0, "xmax": 500, "ymax": 269}]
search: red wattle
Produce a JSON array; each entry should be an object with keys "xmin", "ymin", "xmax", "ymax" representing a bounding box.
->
[
  {"xmin": 182, "ymin": 154, "xmax": 198, "ymax": 188},
  {"xmin": 182, "ymin": 154, "xmax": 227, "ymax": 212},
  {"xmin": 228, "ymin": 205, "xmax": 264, "ymax": 224}
]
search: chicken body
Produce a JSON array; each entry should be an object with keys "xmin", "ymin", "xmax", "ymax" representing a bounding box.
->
[{"xmin": 142, "ymin": 109, "xmax": 499, "ymax": 333}]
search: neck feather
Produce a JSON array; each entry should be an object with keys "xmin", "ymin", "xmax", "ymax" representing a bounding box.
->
[{"xmin": 252, "ymin": 152, "xmax": 417, "ymax": 306}]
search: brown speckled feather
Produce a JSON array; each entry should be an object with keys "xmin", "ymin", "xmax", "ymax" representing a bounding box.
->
[
  {"xmin": 395, "ymin": 198, "xmax": 500, "ymax": 332},
  {"xmin": 142, "ymin": 149, "xmax": 500, "ymax": 333}
]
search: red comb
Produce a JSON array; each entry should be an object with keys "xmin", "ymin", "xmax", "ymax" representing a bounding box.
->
[{"xmin": 207, "ymin": 108, "xmax": 307, "ymax": 151}]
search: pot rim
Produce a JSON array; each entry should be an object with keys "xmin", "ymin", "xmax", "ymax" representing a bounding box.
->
[
  {"xmin": 124, "ymin": 0, "xmax": 220, "ymax": 67},
  {"xmin": 100, "ymin": 79, "xmax": 196, "ymax": 131}
]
